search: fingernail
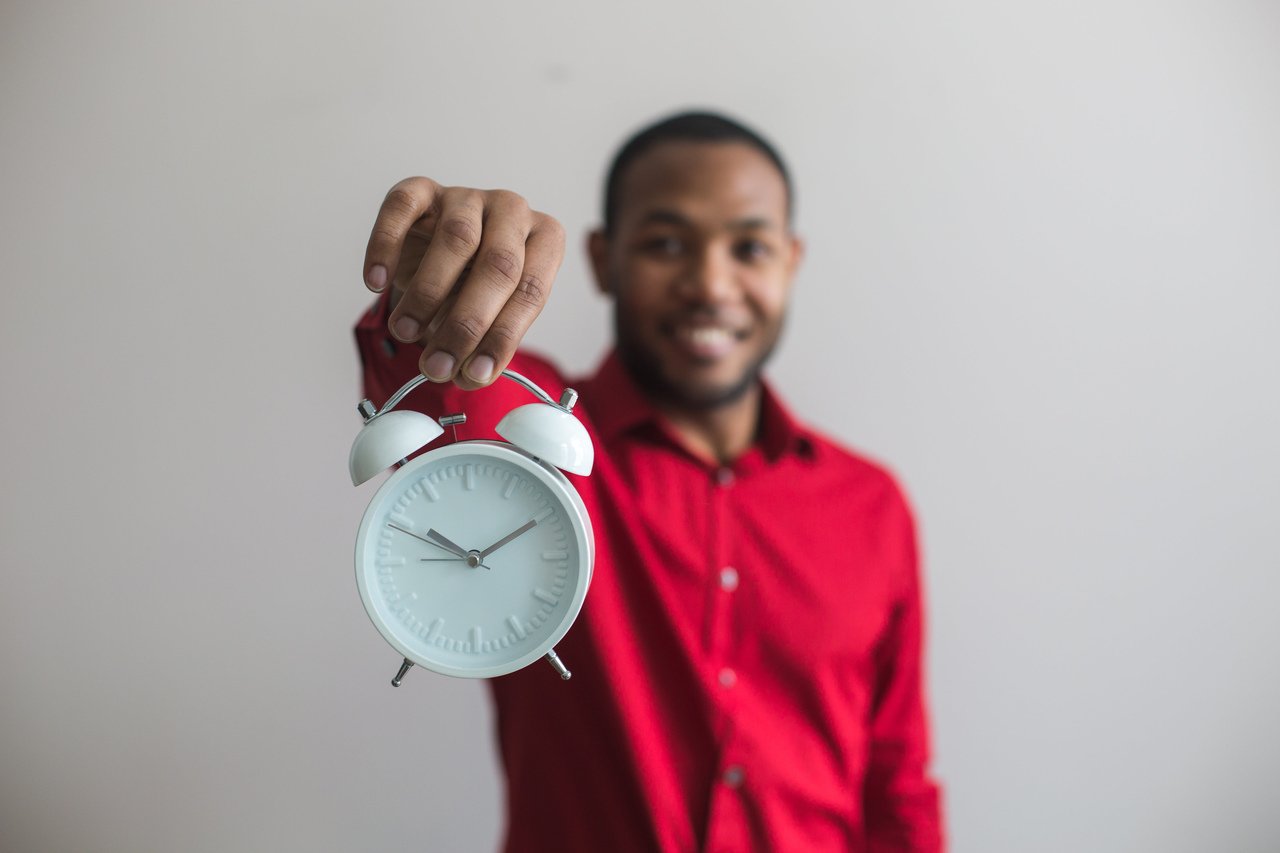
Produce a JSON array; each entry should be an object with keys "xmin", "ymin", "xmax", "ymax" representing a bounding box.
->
[
  {"xmin": 367, "ymin": 264, "xmax": 387, "ymax": 292},
  {"xmin": 392, "ymin": 316, "xmax": 420, "ymax": 341},
  {"xmin": 424, "ymin": 351, "xmax": 455, "ymax": 381},
  {"xmin": 466, "ymin": 355, "xmax": 495, "ymax": 383}
]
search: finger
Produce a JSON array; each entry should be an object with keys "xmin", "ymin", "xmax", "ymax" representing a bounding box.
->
[
  {"xmin": 388, "ymin": 187, "xmax": 487, "ymax": 344},
  {"xmin": 422, "ymin": 289, "xmax": 460, "ymax": 340},
  {"xmin": 454, "ymin": 214, "xmax": 565, "ymax": 389},
  {"xmin": 364, "ymin": 177, "xmax": 440, "ymax": 292},
  {"xmin": 418, "ymin": 193, "xmax": 537, "ymax": 381}
]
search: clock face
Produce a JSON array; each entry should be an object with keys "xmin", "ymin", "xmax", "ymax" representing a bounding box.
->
[{"xmin": 355, "ymin": 441, "xmax": 592, "ymax": 678}]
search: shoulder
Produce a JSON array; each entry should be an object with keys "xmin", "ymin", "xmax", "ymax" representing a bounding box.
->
[
  {"xmin": 800, "ymin": 426, "xmax": 918, "ymax": 527},
  {"xmin": 800, "ymin": 429, "xmax": 923, "ymax": 598}
]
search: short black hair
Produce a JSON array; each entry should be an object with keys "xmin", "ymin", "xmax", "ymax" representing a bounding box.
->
[{"xmin": 602, "ymin": 110, "xmax": 792, "ymax": 233}]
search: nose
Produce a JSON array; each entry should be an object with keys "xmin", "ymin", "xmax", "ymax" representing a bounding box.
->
[{"xmin": 678, "ymin": 242, "xmax": 737, "ymax": 305}]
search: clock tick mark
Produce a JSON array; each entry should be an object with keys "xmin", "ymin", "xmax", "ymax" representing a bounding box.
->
[
  {"xmin": 533, "ymin": 587, "xmax": 558, "ymax": 606},
  {"xmin": 508, "ymin": 615, "xmax": 527, "ymax": 640}
]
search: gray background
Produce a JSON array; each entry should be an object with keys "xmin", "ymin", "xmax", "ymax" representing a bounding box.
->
[{"xmin": 2, "ymin": 1, "xmax": 1278, "ymax": 851}]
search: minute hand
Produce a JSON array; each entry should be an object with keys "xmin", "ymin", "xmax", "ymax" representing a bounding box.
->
[{"xmin": 478, "ymin": 519, "xmax": 538, "ymax": 560}]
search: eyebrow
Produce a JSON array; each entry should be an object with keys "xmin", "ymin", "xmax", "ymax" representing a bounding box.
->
[{"xmin": 639, "ymin": 209, "xmax": 778, "ymax": 231}]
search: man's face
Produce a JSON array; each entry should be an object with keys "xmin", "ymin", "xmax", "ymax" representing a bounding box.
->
[{"xmin": 590, "ymin": 141, "xmax": 802, "ymax": 410}]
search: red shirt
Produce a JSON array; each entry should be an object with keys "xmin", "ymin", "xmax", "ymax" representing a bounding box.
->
[{"xmin": 356, "ymin": 298, "xmax": 943, "ymax": 852}]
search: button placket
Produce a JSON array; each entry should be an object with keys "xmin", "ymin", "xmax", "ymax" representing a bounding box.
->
[
  {"xmin": 708, "ymin": 471, "xmax": 740, "ymax": 704},
  {"xmin": 705, "ymin": 464, "xmax": 749, "ymax": 850}
]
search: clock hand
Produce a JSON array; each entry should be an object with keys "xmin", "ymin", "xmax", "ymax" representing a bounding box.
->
[
  {"xmin": 418, "ymin": 556, "xmax": 492, "ymax": 570},
  {"xmin": 427, "ymin": 528, "xmax": 497, "ymax": 570},
  {"xmin": 387, "ymin": 523, "xmax": 492, "ymax": 569},
  {"xmin": 426, "ymin": 528, "xmax": 471, "ymax": 559},
  {"xmin": 478, "ymin": 519, "xmax": 539, "ymax": 560},
  {"xmin": 387, "ymin": 523, "xmax": 470, "ymax": 558}
]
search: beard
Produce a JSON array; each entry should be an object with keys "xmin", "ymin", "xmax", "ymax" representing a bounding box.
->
[{"xmin": 612, "ymin": 309, "xmax": 784, "ymax": 412}]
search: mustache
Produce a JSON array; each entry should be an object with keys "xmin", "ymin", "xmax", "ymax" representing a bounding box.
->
[{"xmin": 662, "ymin": 310, "xmax": 750, "ymax": 329}]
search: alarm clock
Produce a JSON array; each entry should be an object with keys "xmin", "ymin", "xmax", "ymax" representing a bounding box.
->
[{"xmin": 348, "ymin": 370, "xmax": 595, "ymax": 686}]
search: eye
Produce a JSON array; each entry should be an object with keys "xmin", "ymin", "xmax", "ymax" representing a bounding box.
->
[
  {"xmin": 733, "ymin": 238, "xmax": 773, "ymax": 263},
  {"xmin": 640, "ymin": 235, "xmax": 685, "ymax": 257}
]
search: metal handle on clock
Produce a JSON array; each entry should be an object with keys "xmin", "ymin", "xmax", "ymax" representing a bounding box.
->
[{"xmin": 371, "ymin": 369, "xmax": 577, "ymax": 419}]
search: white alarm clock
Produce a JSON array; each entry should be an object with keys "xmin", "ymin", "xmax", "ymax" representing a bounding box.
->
[{"xmin": 348, "ymin": 370, "xmax": 595, "ymax": 685}]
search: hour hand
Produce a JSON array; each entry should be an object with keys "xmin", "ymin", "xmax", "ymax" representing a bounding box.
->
[{"xmin": 426, "ymin": 529, "xmax": 470, "ymax": 558}]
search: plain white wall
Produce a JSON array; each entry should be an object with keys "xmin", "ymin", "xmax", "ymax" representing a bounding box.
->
[{"xmin": 2, "ymin": 1, "xmax": 1278, "ymax": 851}]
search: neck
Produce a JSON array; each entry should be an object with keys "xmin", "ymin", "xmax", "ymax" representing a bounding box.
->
[{"xmin": 656, "ymin": 383, "xmax": 762, "ymax": 466}]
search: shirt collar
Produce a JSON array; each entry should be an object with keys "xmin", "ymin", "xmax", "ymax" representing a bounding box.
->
[{"xmin": 580, "ymin": 350, "xmax": 816, "ymax": 464}]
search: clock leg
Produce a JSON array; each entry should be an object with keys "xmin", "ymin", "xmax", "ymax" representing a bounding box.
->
[
  {"xmin": 391, "ymin": 657, "xmax": 414, "ymax": 687},
  {"xmin": 545, "ymin": 649, "xmax": 571, "ymax": 681}
]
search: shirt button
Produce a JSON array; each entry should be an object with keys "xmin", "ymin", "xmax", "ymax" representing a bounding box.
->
[
  {"xmin": 715, "ymin": 467, "xmax": 735, "ymax": 487},
  {"xmin": 718, "ymin": 667, "xmax": 737, "ymax": 688},
  {"xmin": 722, "ymin": 765, "xmax": 745, "ymax": 788},
  {"xmin": 719, "ymin": 566, "xmax": 739, "ymax": 591}
]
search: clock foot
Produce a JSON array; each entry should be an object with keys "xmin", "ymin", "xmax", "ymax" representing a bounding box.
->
[
  {"xmin": 391, "ymin": 657, "xmax": 414, "ymax": 687},
  {"xmin": 545, "ymin": 649, "xmax": 571, "ymax": 681}
]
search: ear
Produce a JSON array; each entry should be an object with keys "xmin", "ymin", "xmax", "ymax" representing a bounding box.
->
[
  {"xmin": 786, "ymin": 233, "xmax": 805, "ymax": 277},
  {"xmin": 587, "ymin": 229, "xmax": 612, "ymax": 297}
]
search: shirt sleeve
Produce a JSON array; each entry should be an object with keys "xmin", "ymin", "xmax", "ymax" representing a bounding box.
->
[{"xmin": 863, "ymin": 484, "xmax": 945, "ymax": 852}]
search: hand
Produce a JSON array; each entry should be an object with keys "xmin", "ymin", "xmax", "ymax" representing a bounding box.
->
[
  {"xmin": 363, "ymin": 178, "xmax": 567, "ymax": 389},
  {"xmin": 478, "ymin": 519, "xmax": 538, "ymax": 559}
]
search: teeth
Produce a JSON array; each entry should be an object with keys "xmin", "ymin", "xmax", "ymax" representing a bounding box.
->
[{"xmin": 683, "ymin": 327, "xmax": 733, "ymax": 345}]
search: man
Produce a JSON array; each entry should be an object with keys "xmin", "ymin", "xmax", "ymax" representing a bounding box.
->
[{"xmin": 355, "ymin": 112, "xmax": 943, "ymax": 851}]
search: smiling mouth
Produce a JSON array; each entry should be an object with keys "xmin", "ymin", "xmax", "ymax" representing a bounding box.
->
[{"xmin": 670, "ymin": 323, "xmax": 747, "ymax": 360}]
